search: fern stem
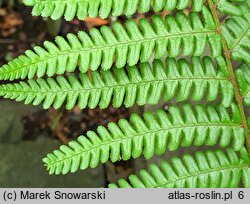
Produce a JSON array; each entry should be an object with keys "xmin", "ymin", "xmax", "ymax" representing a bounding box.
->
[{"xmin": 207, "ymin": 0, "xmax": 250, "ymax": 154}]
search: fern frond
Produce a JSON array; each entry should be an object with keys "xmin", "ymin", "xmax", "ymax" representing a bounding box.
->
[
  {"xmin": 0, "ymin": 57, "xmax": 234, "ymax": 109},
  {"xmin": 109, "ymin": 148, "xmax": 250, "ymax": 188},
  {"xmin": 0, "ymin": 8, "xmax": 222, "ymax": 81},
  {"xmin": 23, "ymin": 0, "xmax": 205, "ymax": 21},
  {"xmin": 222, "ymin": 4, "xmax": 250, "ymax": 64},
  {"xmin": 213, "ymin": 0, "xmax": 247, "ymax": 16},
  {"xmin": 236, "ymin": 64, "xmax": 250, "ymax": 106},
  {"xmin": 42, "ymin": 104, "xmax": 245, "ymax": 175}
]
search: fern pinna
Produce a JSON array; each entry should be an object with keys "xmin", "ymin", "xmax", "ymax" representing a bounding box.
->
[
  {"xmin": 0, "ymin": 0, "xmax": 249, "ymax": 188},
  {"xmin": 43, "ymin": 104, "xmax": 245, "ymax": 175},
  {"xmin": 0, "ymin": 8, "xmax": 222, "ymax": 80}
]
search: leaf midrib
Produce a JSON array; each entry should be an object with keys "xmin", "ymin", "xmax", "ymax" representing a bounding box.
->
[{"xmin": 0, "ymin": 76, "xmax": 229, "ymax": 94}]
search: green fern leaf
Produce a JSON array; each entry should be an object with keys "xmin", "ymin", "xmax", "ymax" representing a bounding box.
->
[
  {"xmin": 222, "ymin": 4, "xmax": 250, "ymax": 64},
  {"xmin": 109, "ymin": 148, "xmax": 250, "ymax": 188},
  {"xmin": 213, "ymin": 0, "xmax": 247, "ymax": 16},
  {"xmin": 23, "ymin": 0, "xmax": 205, "ymax": 21},
  {"xmin": 0, "ymin": 57, "xmax": 234, "ymax": 109},
  {"xmin": 0, "ymin": 7, "xmax": 222, "ymax": 81},
  {"xmin": 236, "ymin": 64, "xmax": 250, "ymax": 106},
  {"xmin": 42, "ymin": 104, "xmax": 245, "ymax": 175}
]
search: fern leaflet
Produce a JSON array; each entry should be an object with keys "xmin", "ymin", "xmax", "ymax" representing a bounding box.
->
[
  {"xmin": 109, "ymin": 148, "xmax": 250, "ymax": 188},
  {"xmin": 42, "ymin": 104, "xmax": 245, "ymax": 175},
  {"xmin": 222, "ymin": 4, "xmax": 250, "ymax": 64},
  {"xmin": 0, "ymin": 57, "xmax": 235, "ymax": 109},
  {"xmin": 213, "ymin": 0, "xmax": 247, "ymax": 16},
  {"xmin": 0, "ymin": 7, "xmax": 222, "ymax": 81},
  {"xmin": 236, "ymin": 64, "xmax": 250, "ymax": 106},
  {"xmin": 23, "ymin": 0, "xmax": 205, "ymax": 21}
]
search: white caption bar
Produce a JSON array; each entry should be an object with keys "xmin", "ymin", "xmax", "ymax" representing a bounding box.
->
[{"xmin": 0, "ymin": 188, "xmax": 249, "ymax": 204}]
